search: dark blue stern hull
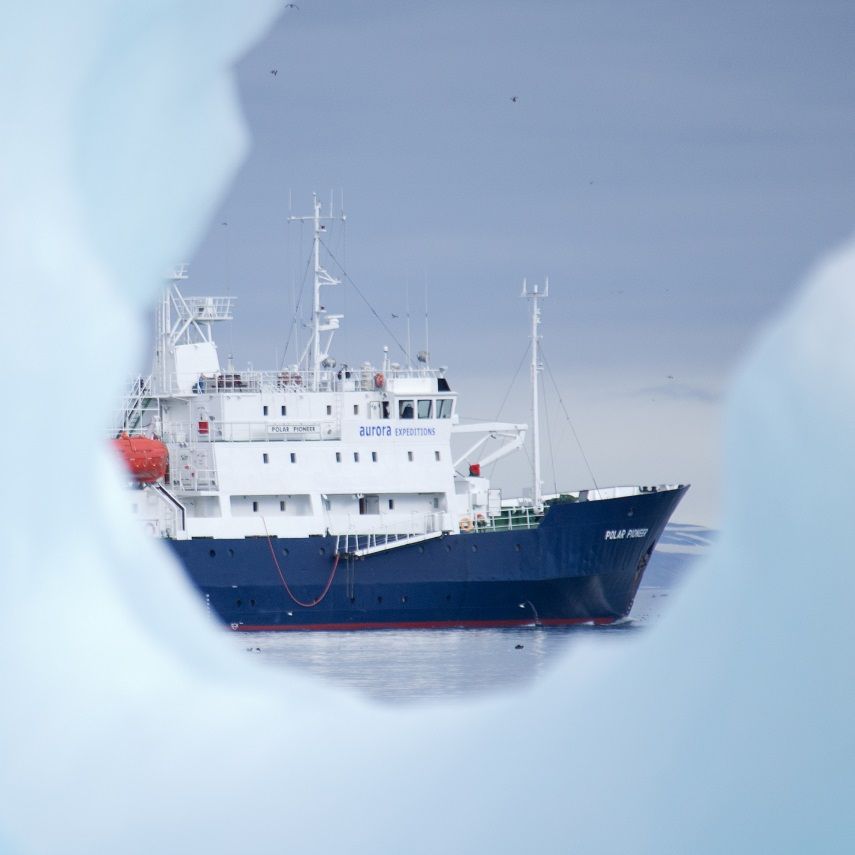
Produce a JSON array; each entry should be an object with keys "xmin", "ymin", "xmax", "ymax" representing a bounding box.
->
[{"xmin": 169, "ymin": 486, "xmax": 688, "ymax": 631}]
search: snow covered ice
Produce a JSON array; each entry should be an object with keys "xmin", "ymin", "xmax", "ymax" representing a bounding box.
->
[{"xmin": 0, "ymin": 3, "xmax": 853, "ymax": 853}]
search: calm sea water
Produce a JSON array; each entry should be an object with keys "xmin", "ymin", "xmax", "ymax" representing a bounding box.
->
[{"xmin": 233, "ymin": 524, "xmax": 712, "ymax": 704}]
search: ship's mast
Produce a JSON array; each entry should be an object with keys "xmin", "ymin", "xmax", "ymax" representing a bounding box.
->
[
  {"xmin": 288, "ymin": 194, "xmax": 344, "ymax": 390},
  {"xmin": 522, "ymin": 277, "xmax": 548, "ymax": 511}
]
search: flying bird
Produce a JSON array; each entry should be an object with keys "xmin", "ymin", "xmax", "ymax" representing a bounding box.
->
[
  {"xmin": 391, "ymin": 313, "xmax": 399, "ymax": 319},
  {"xmin": 270, "ymin": 69, "xmax": 278, "ymax": 76},
  {"xmin": 285, "ymin": 3, "xmax": 300, "ymax": 9},
  {"xmin": 510, "ymin": 95, "xmax": 518, "ymax": 103},
  {"xmin": 666, "ymin": 375, "xmax": 675, "ymax": 380}
]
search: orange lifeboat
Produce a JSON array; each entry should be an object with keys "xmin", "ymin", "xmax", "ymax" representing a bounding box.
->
[{"xmin": 112, "ymin": 433, "xmax": 168, "ymax": 483}]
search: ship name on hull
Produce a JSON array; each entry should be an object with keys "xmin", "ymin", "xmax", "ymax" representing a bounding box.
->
[{"xmin": 604, "ymin": 528, "xmax": 649, "ymax": 540}]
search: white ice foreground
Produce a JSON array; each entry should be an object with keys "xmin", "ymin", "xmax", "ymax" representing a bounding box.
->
[{"xmin": 0, "ymin": 3, "xmax": 853, "ymax": 854}]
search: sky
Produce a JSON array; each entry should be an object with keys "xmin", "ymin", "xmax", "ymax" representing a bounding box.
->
[{"xmin": 171, "ymin": 0, "xmax": 855, "ymax": 526}]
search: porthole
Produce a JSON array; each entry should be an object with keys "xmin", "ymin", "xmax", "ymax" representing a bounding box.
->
[
  {"xmin": 401, "ymin": 595, "xmax": 408, "ymax": 604},
  {"xmin": 514, "ymin": 544, "xmax": 522, "ymax": 552},
  {"xmin": 445, "ymin": 594, "xmax": 452, "ymax": 603},
  {"xmin": 445, "ymin": 544, "xmax": 452, "ymax": 552},
  {"xmin": 209, "ymin": 549, "xmax": 216, "ymax": 558},
  {"xmin": 319, "ymin": 547, "xmax": 326, "ymax": 556},
  {"xmin": 236, "ymin": 599, "xmax": 242, "ymax": 607},
  {"xmin": 418, "ymin": 545, "xmax": 425, "ymax": 554},
  {"xmin": 281, "ymin": 547, "xmax": 289, "ymax": 556},
  {"xmin": 349, "ymin": 596, "xmax": 356, "ymax": 604},
  {"xmin": 471, "ymin": 545, "xmax": 478, "ymax": 552},
  {"xmin": 228, "ymin": 548, "xmax": 235, "ymax": 558},
  {"xmin": 377, "ymin": 596, "xmax": 383, "ymax": 604},
  {"xmin": 250, "ymin": 599, "xmax": 256, "ymax": 607}
]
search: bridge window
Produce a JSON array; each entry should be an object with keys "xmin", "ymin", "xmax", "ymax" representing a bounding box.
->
[
  {"xmin": 353, "ymin": 404, "xmax": 359, "ymax": 415},
  {"xmin": 326, "ymin": 404, "xmax": 332, "ymax": 416},
  {"xmin": 262, "ymin": 453, "xmax": 269, "ymax": 464},
  {"xmin": 263, "ymin": 405, "xmax": 269, "ymax": 416},
  {"xmin": 372, "ymin": 451, "xmax": 378, "ymax": 462},
  {"xmin": 281, "ymin": 405, "xmax": 287, "ymax": 416},
  {"xmin": 434, "ymin": 451, "xmax": 440, "ymax": 461},
  {"xmin": 290, "ymin": 453, "xmax": 296, "ymax": 463},
  {"xmin": 417, "ymin": 399, "xmax": 433, "ymax": 419},
  {"xmin": 280, "ymin": 500, "xmax": 286, "ymax": 511},
  {"xmin": 381, "ymin": 401, "xmax": 390, "ymax": 419},
  {"xmin": 399, "ymin": 399, "xmax": 414, "ymax": 419},
  {"xmin": 354, "ymin": 452, "xmax": 360, "ymax": 463},
  {"xmin": 388, "ymin": 499, "xmax": 394, "ymax": 510},
  {"xmin": 408, "ymin": 451, "xmax": 414, "ymax": 462},
  {"xmin": 252, "ymin": 501, "xmax": 258, "ymax": 512},
  {"xmin": 335, "ymin": 452, "xmax": 341, "ymax": 463},
  {"xmin": 437, "ymin": 398, "xmax": 453, "ymax": 419}
]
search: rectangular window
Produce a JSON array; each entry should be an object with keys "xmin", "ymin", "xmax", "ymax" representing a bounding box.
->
[
  {"xmin": 388, "ymin": 499, "xmax": 394, "ymax": 510},
  {"xmin": 407, "ymin": 451, "xmax": 414, "ymax": 462},
  {"xmin": 417, "ymin": 399, "xmax": 433, "ymax": 419},
  {"xmin": 280, "ymin": 500, "xmax": 286, "ymax": 512},
  {"xmin": 434, "ymin": 451, "xmax": 440, "ymax": 462},
  {"xmin": 281, "ymin": 405, "xmax": 287, "ymax": 416},
  {"xmin": 399, "ymin": 399, "xmax": 414, "ymax": 419},
  {"xmin": 252, "ymin": 501, "xmax": 258, "ymax": 513},
  {"xmin": 290, "ymin": 453, "xmax": 296, "ymax": 463},
  {"xmin": 354, "ymin": 452, "xmax": 360, "ymax": 463},
  {"xmin": 262, "ymin": 453, "xmax": 269, "ymax": 464},
  {"xmin": 263, "ymin": 405, "xmax": 269, "ymax": 416},
  {"xmin": 326, "ymin": 404, "xmax": 332, "ymax": 416},
  {"xmin": 353, "ymin": 404, "xmax": 359, "ymax": 415},
  {"xmin": 432, "ymin": 497, "xmax": 440, "ymax": 509},
  {"xmin": 437, "ymin": 398, "xmax": 453, "ymax": 419},
  {"xmin": 335, "ymin": 452, "xmax": 341, "ymax": 463},
  {"xmin": 359, "ymin": 496, "xmax": 367, "ymax": 515},
  {"xmin": 381, "ymin": 401, "xmax": 390, "ymax": 419},
  {"xmin": 371, "ymin": 451, "xmax": 378, "ymax": 462}
]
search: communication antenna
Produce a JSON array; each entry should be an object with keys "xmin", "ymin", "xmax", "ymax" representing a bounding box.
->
[
  {"xmin": 522, "ymin": 276, "xmax": 549, "ymax": 511},
  {"xmin": 288, "ymin": 193, "xmax": 345, "ymax": 389},
  {"xmin": 405, "ymin": 280, "xmax": 412, "ymax": 368},
  {"xmin": 423, "ymin": 271, "xmax": 430, "ymax": 367}
]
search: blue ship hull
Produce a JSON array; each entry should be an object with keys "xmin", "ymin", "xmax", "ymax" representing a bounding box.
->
[{"xmin": 169, "ymin": 486, "xmax": 688, "ymax": 630}]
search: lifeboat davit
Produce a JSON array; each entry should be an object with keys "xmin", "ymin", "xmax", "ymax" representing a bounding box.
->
[{"xmin": 112, "ymin": 433, "xmax": 168, "ymax": 483}]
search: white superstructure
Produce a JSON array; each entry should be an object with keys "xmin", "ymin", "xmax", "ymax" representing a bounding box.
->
[{"xmin": 119, "ymin": 197, "xmax": 529, "ymax": 542}]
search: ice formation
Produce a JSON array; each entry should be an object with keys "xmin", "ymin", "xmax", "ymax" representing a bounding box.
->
[{"xmin": 1, "ymin": 3, "xmax": 853, "ymax": 854}]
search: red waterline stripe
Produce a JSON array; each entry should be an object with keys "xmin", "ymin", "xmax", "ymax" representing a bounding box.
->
[{"xmin": 233, "ymin": 616, "xmax": 617, "ymax": 632}]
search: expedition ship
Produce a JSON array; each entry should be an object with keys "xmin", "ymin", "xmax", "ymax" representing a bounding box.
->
[{"xmin": 116, "ymin": 197, "xmax": 687, "ymax": 630}]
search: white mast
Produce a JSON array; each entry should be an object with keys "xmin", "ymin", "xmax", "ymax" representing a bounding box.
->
[
  {"xmin": 522, "ymin": 277, "xmax": 548, "ymax": 510},
  {"xmin": 288, "ymin": 193, "xmax": 344, "ymax": 390}
]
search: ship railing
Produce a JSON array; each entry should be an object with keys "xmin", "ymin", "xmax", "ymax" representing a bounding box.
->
[
  {"xmin": 114, "ymin": 374, "xmax": 155, "ymax": 435},
  {"xmin": 174, "ymin": 295, "xmax": 235, "ymax": 322},
  {"xmin": 184, "ymin": 366, "xmax": 443, "ymax": 396},
  {"xmin": 169, "ymin": 467, "xmax": 218, "ymax": 493},
  {"xmin": 334, "ymin": 511, "xmax": 446, "ymax": 557},
  {"xmin": 463, "ymin": 506, "xmax": 543, "ymax": 533}
]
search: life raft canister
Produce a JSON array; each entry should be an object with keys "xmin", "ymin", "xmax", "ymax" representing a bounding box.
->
[
  {"xmin": 459, "ymin": 516, "xmax": 474, "ymax": 532},
  {"xmin": 374, "ymin": 372, "xmax": 385, "ymax": 389}
]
